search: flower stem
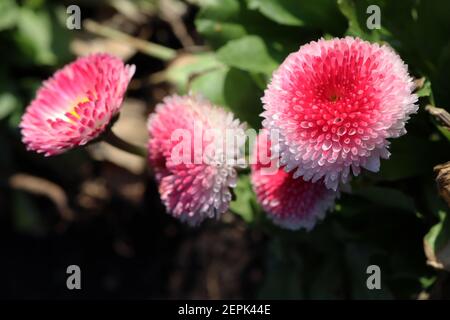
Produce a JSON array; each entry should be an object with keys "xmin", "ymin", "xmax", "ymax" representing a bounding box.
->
[
  {"xmin": 84, "ymin": 19, "xmax": 177, "ymax": 61},
  {"xmin": 103, "ymin": 130, "xmax": 147, "ymax": 158}
]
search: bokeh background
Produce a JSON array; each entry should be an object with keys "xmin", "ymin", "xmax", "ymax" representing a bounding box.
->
[{"xmin": 1, "ymin": 0, "xmax": 450, "ymax": 299}]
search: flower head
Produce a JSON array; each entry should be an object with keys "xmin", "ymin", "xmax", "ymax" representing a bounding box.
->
[
  {"xmin": 262, "ymin": 37, "xmax": 418, "ymax": 190},
  {"xmin": 251, "ymin": 131, "xmax": 337, "ymax": 230},
  {"xmin": 148, "ymin": 94, "xmax": 246, "ymax": 225},
  {"xmin": 20, "ymin": 53, "xmax": 135, "ymax": 156}
]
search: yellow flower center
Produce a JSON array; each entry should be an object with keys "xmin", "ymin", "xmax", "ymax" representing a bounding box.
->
[{"xmin": 68, "ymin": 96, "xmax": 90, "ymax": 119}]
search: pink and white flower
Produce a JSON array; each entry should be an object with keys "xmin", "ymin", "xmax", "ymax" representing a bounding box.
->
[
  {"xmin": 262, "ymin": 37, "xmax": 418, "ymax": 190},
  {"xmin": 147, "ymin": 94, "xmax": 246, "ymax": 225},
  {"xmin": 20, "ymin": 53, "xmax": 135, "ymax": 156},
  {"xmin": 251, "ymin": 131, "xmax": 337, "ymax": 230}
]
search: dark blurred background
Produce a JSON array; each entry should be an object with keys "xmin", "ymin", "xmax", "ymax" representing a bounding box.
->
[
  {"xmin": 1, "ymin": 0, "xmax": 450, "ymax": 299},
  {"xmin": 0, "ymin": 0, "xmax": 270, "ymax": 299}
]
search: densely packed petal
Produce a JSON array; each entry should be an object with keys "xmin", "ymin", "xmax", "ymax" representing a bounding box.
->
[
  {"xmin": 251, "ymin": 131, "xmax": 337, "ymax": 230},
  {"xmin": 148, "ymin": 94, "xmax": 246, "ymax": 225},
  {"xmin": 262, "ymin": 37, "xmax": 418, "ymax": 190},
  {"xmin": 20, "ymin": 53, "xmax": 135, "ymax": 156}
]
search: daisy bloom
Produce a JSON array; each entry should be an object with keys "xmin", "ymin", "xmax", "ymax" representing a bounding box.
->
[
  {"xmin": 262, "ymin": 37, "xmax": 418, "ymax": 190},
  {"xmin": 148, "ymin": 94, "xmax": 246, "ymax": 225},
  {"xmin": 251, "ymin": 130, "xmax": 337, "ymax": 231},
  {"xmin": 20, "ymin": 53, "xmax": 135, "ymax": 156}
]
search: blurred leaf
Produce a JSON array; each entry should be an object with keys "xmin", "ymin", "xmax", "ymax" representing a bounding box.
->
[
  {"xmin": 337, "ymin": 0, "xmax": 365, "ymax": 37},
  {"xmin": 23, "ymin": 0, "xmax": 46, "ymax": 9},
  {"xmin": 217, "ymin": 35, "xmax": 278, "ymax": 74},
  {"xmin": 424, "ymin": 179, "xmax": 449, "ymax": 219},
  {"xmin": 191, "ymin": 66, "xmax": 263, "ymax": 128},
  {"xmin": 436, "ymin": 125, "xmax": 450, "ymax": 143},
  {"xmin": 223, "ymin": 68, "xmax": 263, "ymax": 128},
  {"xmin": 230, "ymin": 174, "xmax": 257, "ymax": 223},
  {"xmin": 0, "ymin": 68, "xmax": 21, "ymax": 121},
  {"xmin": 419, "ymin": 276, "xmax": 436, "ymax": 290},
  {"xmin": 195, "ymin": 19, "xmax": 246, "ymax": 48},
  {"xmin": 247, "ymin": 0, "xmax": 346, "ymax": 31},
  {"xmin": 378, "ymin": 135, "xmax": 446, "ymax": 181},
  {"xmin": 49, "ymin": 5, "xmax": 73, "ymax": 63},
  {"xmin": 14, "ymin": 8, "xmax": 56, "ymax": 65},
  {"xmin": 166, "ymin": 53, "xmax": 224, "ymax": 93},
  {"xmin": 337, "ymin": 0, "xmax": 387, "ymax": 41},
  {"xmin": 12, "ymin": 191, "xmax": 46, "ymax": 236},
  {"xmin": 191, "ymin": 67, "xmax": 227, "ymax": 106},
  {"xmin": 0, "ymin": 0, "xmax": 19, "ymax": 30},
  {"xmin": 416, "ymin": 79, "xmax": 432, "ymax": 98},
  {"xmin": 196, "ymin": 0, "xmax": 241, "ymax": 20},
  {"xmin": 0, "ymin": 92, "xmax": 19, "ymax": 120},
  {"xmin": 246, "ymin": 0, "xmax": 304, "ymax": 26},
  {"xmin": 195, "ymin": 0, "xmax": 246, "ymax": 48},
  {"xmin": 354, "ymin": 186, "xmax": 416, "ymax": 213},
  {"xmin": 424, "ymin": 211, "xmax": 450, "ymax": 271},
  {"xmin": 195, "ymin": 0, "xmax": 323, "ymax": 55}
]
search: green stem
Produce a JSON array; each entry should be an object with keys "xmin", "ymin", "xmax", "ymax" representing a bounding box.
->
[
  {"xmin": 84, "ymin": 20, "xmax": 177, "ymax": 61},
  {"xmin": 103, "ymin": 130, "xmax": 147, "ymax": 158}
]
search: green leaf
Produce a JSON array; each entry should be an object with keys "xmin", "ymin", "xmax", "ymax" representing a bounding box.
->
[
  {"xmin": 416, "ymin": 79, "xmax": 432, "ymax": 98},
  {"xmin": 223, "ymin": 68, "xmax": 263, "ymax": 128},
  {"xmin": 217, "ymin": 35, "xmax": 278, "ymax": 74},
  {"xmin": 337, "ymin": 0, "xmax": 385, "ymax": 41},
  {"xmin": 424, "ymin": 211, "xmax": 450, "ymax": 270},
  {"xmin": 14, "ymin": 8, "xmax": 57, "ymax": 65},
  {"xmin": 378, "ymin": 135, "xmax": 446, "ymax": 181},
  {"xmin": 424, "ymin": 179, "xmax": 449, "ymax": 219},
  {"xmin": 353, "ymin": 186, "xmax": 416, "ymax": 213},
  {"xmin": 196, "ymin": 0, "xmax": 241, "ymax": 21},
  {"xmin": 190, "ymin": 66, "xmax": 264, "ymax": 128},
  {"xmin": 246, "ymin": 0, "xmax": 304, "ymax": 26},
  {"xmin": 190, "ymin": 67, "xmax": 228, "ymax": 106},
  {"xmin": 337, "ymin": 0, "xmax": 365, "ymax": 37},
  {"xmin": 229, "ymin": 175, "xmax": 258, "ymax": 223},
  {"xmin": 166, "ymin": 53, "xmax": 224, "ymax": 93},
  {"xmin": 0, "ymin": 92, "xmax": 20, "ymax": 120},
  {"xmin": 0, "ymin": 0, "xmax": 19, "ymax": 30},
  {"xmin": 195, "ymin": 0, "xmax": 246, "ymax": 48},
  {"xmin": 436, "ymin": 125, "xmax": 450, "ymax": 143},
  {"xmin": 195, "ymin": 20, "xmax": 246, "ymax": 49},
  {"xmin": 419, "ymin": 276, "xmax": 436, "ymax": 290},
  {"xmin": 247, "ymin": 0, "xmax": 346, "ymax": 32}
]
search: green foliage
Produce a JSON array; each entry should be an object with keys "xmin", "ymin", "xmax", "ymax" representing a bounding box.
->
[
  {"xmin": 353, "ymin": 186, "xmax": 416, "ymax": 214},
  {"xmin": 0, "ymin": 0, "xmax": 77, "ymax": 243},
  {"xmin": 247, "ymin": 0, "xmax": 346, "ymax": 31},
  {"xmin": 0, "ymin": 0, "xmax": 73, "ymax": 130},
  {"xmin": 229, "ymin": 174, "xmax": 261, "ymax": 223},
  {"xmin": 187, "ymin": 0, "xmax": 450, "ymax": 299},
  {"xmin": 2, "ymin": 0, "xmax": 450, "ymax": 299},
  {"xmin": 0, "ymin": 92, "xmax": 20, "ymax": 120},
  {"xmin": 0, "ymin": 0, "xmax": 19, "ymax": 31},
  {"xmin": 217, "ymin": 35, "xmax": 278, "ymax": 74}
]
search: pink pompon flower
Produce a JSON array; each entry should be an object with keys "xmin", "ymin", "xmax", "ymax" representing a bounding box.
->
[
  {"xmin": 262, "ymin": 37, "xmax": 418, "ymax": 190},
  {"xmin": 20, "ymin": 53, "xmax": 135, "ymax": 156},
  {"xmin": 251, "ymin": 131, "xmax": 337, "ymax": 230},
  {"xmin": 148, "ymin": 94, "xmax": 246, "ymax": 225}
]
